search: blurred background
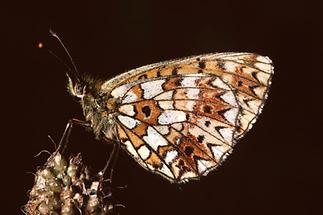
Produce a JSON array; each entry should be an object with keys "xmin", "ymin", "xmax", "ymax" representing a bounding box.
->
[{"xmin": 3, "ymin": 0, "xmax": 320, "ymax": 214}]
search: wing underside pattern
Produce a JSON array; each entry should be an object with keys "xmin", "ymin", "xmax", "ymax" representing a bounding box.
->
[{"xmin": 105, "ymin": 53, "xmax": 273, "ymax": 183}]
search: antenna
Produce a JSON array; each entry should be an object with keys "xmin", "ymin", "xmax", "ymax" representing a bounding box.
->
[
  {"xmin": 38, "ymin": 41, "xmax": 75, "ymax": 75},
  {"xmin": 49, "ymin": 29, "xmax": 81, "ymax": 80},
  {"xmin": 47, "ymin": 49, "xmax": 74, "ymax": 74}
]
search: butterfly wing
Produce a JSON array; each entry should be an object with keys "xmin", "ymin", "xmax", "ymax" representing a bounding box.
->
[{"xmin": 106, "ymin": 53, "xmax": 273, "ymax": 183}]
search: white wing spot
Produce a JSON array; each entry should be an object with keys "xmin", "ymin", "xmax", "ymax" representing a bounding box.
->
[
  {"xmin": 165, "ymin": 150, "xmax": 178, "ymax": 165},
  {"xmin": 211, "ymin": 78, "xmax": 230, "ymax": 90},
  {"xmin": 224, "ymin": 61, "xmax": 239, "ymax": 73},
  {"xmin": 218, "ymin": 127, "xmax": 234, "ymax": 142},
  {"xmin": 253, "ymin": 86, "xmax": 266, "ymax": 98},
  {"xmin": 158, "ymin": 101, "xmax": 174, "ymax": 110},
  {"xmin": 143, "ymin": 126, "xmax": 168, "ymax": 151},
  {"xmin": 154, "ymin": 125, "xmax": 170, "ymax": 135},
  {"xmin": 186, "ymin": 88, "xmax": 200, "ymax": 99},
  {"xmin": 110, "ymin": 84, "xmax": 132, "ymax": 98},
  {"xmin": 118, "ymin": 115, "xmax": 140, "ymax": 129},
  {"xmin": 211, "ymin": 145, "xmax": 225, "ymax": 160},
  {"xmin": 158, "ymin": 110, "xmax": 187, "ymax": 125},
  {"xmin": 181, "ymin": 76, "xmax": 199, "ymax": 87},
  {"xmin": 172, "ymin": 123, "xmax": 183, "ymax": 131},
  {"xmin": 118, "ymin": 104, "xmax": 135, "ymax": 116},
  {"xmin": 223, "ymin": 107, "xmax": 239, "ymax": 124},
  {"xmin": 137, "ymin": 145, "xmax": 150, "ymax": 160},
  {"xmin": 220, "ymin": 91, "xmax": 238, "ymax": 106},
  {"xmin": 197, "ymin": 160, "xmax": 207, "ymax": 174},
  {"xmin": 141, "ymin": 80, "xmax": 165, "ymax": 99},
  {"xmin": 198, "ymin": 159, "xmax": 216, "ymax": 175},
  {"xmin": 123, "ymin": 91, "xmax": 138, "ymax": 103}
]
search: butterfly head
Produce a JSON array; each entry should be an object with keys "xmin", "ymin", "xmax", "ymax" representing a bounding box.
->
[
  {"xmin": 67, "ymin": 73, "xmax": 111, "ymax": 112},
  {"xmin": 49, "ymin": 30, "xmax": 118, "ymax": 140},
  {"xmin": 66, "ymin": 73, "xmax": 102, "ymax": 105}
]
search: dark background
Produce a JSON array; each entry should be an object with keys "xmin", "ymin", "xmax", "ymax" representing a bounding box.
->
[{"xmin": 3, "ymin": 0, "xmax": 321, "ymax": 214}]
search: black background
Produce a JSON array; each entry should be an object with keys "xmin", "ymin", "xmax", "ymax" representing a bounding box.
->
[{"xmin": 3, "ymin": 0, "xmax": 321, "ymax": 214}]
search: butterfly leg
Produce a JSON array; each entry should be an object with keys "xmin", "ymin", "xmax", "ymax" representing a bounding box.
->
[
  {"xmin": 99, "ymin": 141, "xmax": 121, "ymax": 183},
  {"xmin": 56, "ymin": 118, "xmax": 91, "ymax": 154}
]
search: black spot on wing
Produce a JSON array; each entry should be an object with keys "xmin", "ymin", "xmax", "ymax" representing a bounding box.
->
[
  {"xmin": 197, "ymin": 135, "xmax": 205, "ymax": 143},
  {"xmin": 184, "ymin": 146, "xmax": 194, "ymax": 156},
  {"xmin": 203, "ymin": 105, "xmax": 212, "ymax": 114},
  {"xmin": 142, "ymin": 105, "xmax": 151, "ymax": 118},
  {"xmin": 175, "ymin": 78, "xmax": 182, "ymax": 86},
  {"xmin": 251, "ymin": 71, "xmax": 260, "ymax": 83},
  {"xmin": 172, "ymin": 68, "xmax": 178, "ymax": 76},
  {"xmin": 217, "ymin": 61, "xmax": 225, "ymax": 69},
  {"xmin": 198, "ymin": 61, "xmax": 206, "ymax": 69},
  {"xmin": 204, "ymin": 121, "xmax": 211, "ymax": 127},
  {"xmin": 120, "ymin": 137, "xmax": 128, "ymax": 142},
  {"xmin": 157, "ymin": 71, "xmax": 161, "ymax": 77},
  {"xmin": 138, "ymin": 74, "xmax": 148, "ymax": 80}
]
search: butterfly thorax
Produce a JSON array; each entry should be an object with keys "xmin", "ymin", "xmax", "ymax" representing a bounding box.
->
[
  {"xmin": 68, "ymin": 75, "xmax": 119, "ymax": 141},
  {"xmin": 82, "ymin": 91, "xmax": 120, "ymax": 141}
]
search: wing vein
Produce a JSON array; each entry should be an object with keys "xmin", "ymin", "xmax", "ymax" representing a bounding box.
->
[
  {"xmin": 116, "ymin": 115, "xmax": 199, "ymax": 177},
  {"xmin": 118, "ymin": 122, "xmax": 177, "ymax": 179}
]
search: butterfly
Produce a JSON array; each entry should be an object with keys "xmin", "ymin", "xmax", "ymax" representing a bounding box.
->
[{"xmin": 63, "ymin": 50, "xmax": 274, "ymax": 183}]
